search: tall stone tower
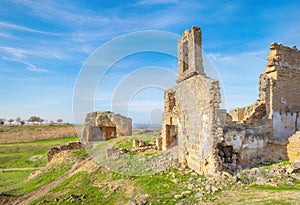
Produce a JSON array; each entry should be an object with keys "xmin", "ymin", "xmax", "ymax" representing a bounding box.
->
[
  {"xmin": 161, "ymin": 26, "xmax": 223, "ymax": 174},
  {"xmin": 177, "ymin": 26, "xmax": 204, "ymax": 83}
]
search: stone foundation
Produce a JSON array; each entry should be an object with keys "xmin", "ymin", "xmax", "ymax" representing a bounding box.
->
[{"xmin": 48, "ymin": 142, "xmax": 83, "ymax": 162}]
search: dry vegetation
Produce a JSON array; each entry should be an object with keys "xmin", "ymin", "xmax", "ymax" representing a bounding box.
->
[{"xmin": 0, "ymin": 124, "xmax": 77, "ymax": 144}]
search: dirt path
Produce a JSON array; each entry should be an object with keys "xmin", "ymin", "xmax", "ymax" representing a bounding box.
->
[
  {"xmin": 207, "ymin": 189, "xmax": 300, "ymax": 205},
  {"xmin": 14, "ymin": 158, "xmax": 93, "ymax": 205}
]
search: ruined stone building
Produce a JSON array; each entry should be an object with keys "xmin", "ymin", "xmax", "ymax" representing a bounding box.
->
[
  {"xmin": 161, "ymin": 26, "xmax": 300, "ymax": 174},
  {"xmin": 83, "ymin": 111, "xmax": 132, "ymax": 142}
]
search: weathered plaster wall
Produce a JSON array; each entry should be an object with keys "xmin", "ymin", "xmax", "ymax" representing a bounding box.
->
[
  {"xmin": 273, "ymin": 112, "xmax": 297, "ymax": 140},
  {"xmin": 297, "ymin": 115, "xmax": 300, "ymax": 131},
  {"xmin": 225, "ymin": 43, "xmax": 300, "ymax": 167},
  {"xmin": 219, "ymin": 128, "xmax": 266, "ymax": 166},
  {"xmin": 260, "ymin": 43, "xmax": 300, "ymax": 117},
  {"xmin": 219, "ymin": 127, "xmax": 288, "ymax": 168}
]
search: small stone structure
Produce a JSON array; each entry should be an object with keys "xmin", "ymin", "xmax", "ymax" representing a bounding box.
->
[
  {"xmin": 83, "ymin": 111, "xmax": 132, "ymax": 142},
  {"xmin": 132, "ymin": 139, "xmax": 148, "ymax": 148},
  {"xmin": 161, "ymin": 26, "xmax": 300, "ymax": 174},
  {"xmin": 48, "ymin": 142, "xmax": 83, "ymax": 162}
]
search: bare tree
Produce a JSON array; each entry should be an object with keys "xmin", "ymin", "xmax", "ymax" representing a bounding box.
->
[
  {"xmin": 28, "ymin": 116, "xmax": 41, "ymax": 124},
  {"xmin": 8, "ymin": 119, "xmax": 14, "ymax": 125},
  {"xmin": 57, "ymin": 119, "xmax": 63, "ymax": 124},
  {"xmin": 0, "ymin": 118, "xmax": 5, "ymax": 125},
  {"xmin": 28, "ymin": 116, "xmax": 34, "ymax": 124},
  {"xmin": 38, "ymin": 118, "xmax": 44, "ymax": 125},
  {"xmin": 16, "ymin": 117, "xmax": 21, "ymax": 125}
]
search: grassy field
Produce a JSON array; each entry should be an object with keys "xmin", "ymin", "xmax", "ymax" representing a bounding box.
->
[
  {"xmin": 0, "ymin": 124, "xmax": 74, "ymax": 133},
  {"xmin": 0, "ymin": 136, "xmax": 78, "ymax": 196},
  {"xmin": 1, "ymin": 127, "xmax": 300, "ymax": 204},
  {"xmin": 0, "ymin": 136, "xmax": 78, "ymax": 169},
  {"xmin": 113, "ymin": 129, "xmax": 160, "ymax": 149},
  {"xmin": 0, "ymin": 124, "xmax": 77, "ymax": 144}
]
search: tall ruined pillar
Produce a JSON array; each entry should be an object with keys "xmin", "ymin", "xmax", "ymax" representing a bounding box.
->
[
  {"xmin": 177, "ymin": 26, "xmax": 204, "ymax": 83},
  {"xmin": 161, "ymin": 26, "xmax": 224, "ymax": 174}
]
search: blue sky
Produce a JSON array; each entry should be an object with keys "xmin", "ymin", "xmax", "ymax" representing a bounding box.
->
[{"xmin": 0, "ymin": 0, "xmax": 300, "ymax": 124}]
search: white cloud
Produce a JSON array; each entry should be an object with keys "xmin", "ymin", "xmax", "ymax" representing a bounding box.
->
[
  {"xmin": 0, "ymin": 21, "xmax": 62, "ymax": 36},
  {"xmin": 12, "ymin": 0, "xmax": 191, "ymax": 45},
  {"xmin": 1, "ymin": 47, "xmax": 29, "ymax": 58},
  {"xmin": 13, "ymin": 0, "xmax": 109, "ymax": 25},
  {"xmin": 0, "ymin": 46, "xmax": 70, "ymax": 60},
  {"xmin": 25, "ymin": 62, "xmax": 49, "ymax": 73},
  {"xmin": 0, "ymin": 32, "xmax": 15, "ymax": 39},
  {"xmin": 2, "ymin": 56, "xmax": 49, "ymax": 73}
]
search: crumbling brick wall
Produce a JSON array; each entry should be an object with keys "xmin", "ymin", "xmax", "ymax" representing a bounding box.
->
[
  {"xmin": 162, "ymin": 26, "xmax": 300, "ymax": 174},
  {"xmin": 258, "ymin": 43, "xmax": 300, "ymax": 140},
  {"xmin": 225, "ymin": 43, "xmax": 300, "ymax": 168}
]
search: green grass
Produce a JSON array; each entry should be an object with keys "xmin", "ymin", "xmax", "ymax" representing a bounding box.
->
[
  {"xmin": 250, "ymin": 182, "xmax": 300, "ymax": 192},
  {"xmin": 0, "ymin": 170, "xmax": 32, "ymax": 193},
  {"xmin": 31, "ymin": 166, "xmax": 201, "ymax": 205},
  {"xmin": 2, "ymin": 164, "xmax": 71, "ymax": 195},
  {"xmin": 260, "ymin": 200, "xmax": 295, "ymax": 205},
  {"xmin": 0, "ymin": 136, "xmax": 78, "ymax": 147},
  {"xmin": 0, "ymin": 153, "xmax": 46, "ymax": 169},
  {"xmin": 135, "ymin": 168, "xmax": 198, "ymax": 204},
  {"xmin": 31, "ymin": 170, "xmax": 130, "ymax": 205},
  {"xmin": 0, "ymin": 135, "xmax": 78, "ymax": 196},
  {"xmin": 113, "ymin": 130, "xmax": 159, "ymax": 149},
  {"xmin": 0, "ymin": 136, "xmax": 78, "ymax": 169},
  {"xmin": 114, "ymin": 138, "xmax": 132, "ymax": 149},
  {"xmin": 258, "ymin": 160, "xmax": 292, "ymax": 170},
  {"xmin": 2, "ymin": 130, "xmax": 300, "ymax": 204},
  {"xmin": 72, "ymin": 149, "xmax": 88, "ymax": 160}
]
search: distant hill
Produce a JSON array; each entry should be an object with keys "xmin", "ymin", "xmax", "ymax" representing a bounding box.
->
[{"xmin": 133, "ymin": 123, "xmax": 162, "ymax": 130}]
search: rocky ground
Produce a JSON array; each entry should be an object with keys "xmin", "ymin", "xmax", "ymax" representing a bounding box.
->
[
  {"xmin": 1, "ymin": 148, "xmax": 300, "ymax": 204},
  {"xmin": 1, "ymin": 129, "xmax": 300, "ymax": 204}
]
